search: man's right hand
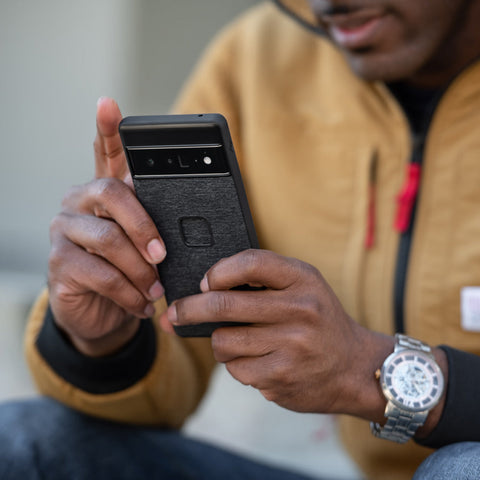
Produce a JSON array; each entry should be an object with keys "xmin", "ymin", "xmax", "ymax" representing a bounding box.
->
[{"xmin": 48, "ymin": 98, "xmax": 166, "ymax": 357}]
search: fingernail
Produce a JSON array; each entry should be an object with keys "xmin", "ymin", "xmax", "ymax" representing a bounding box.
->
[
  {"xmin": 96, "ymin": 96, "xmax": 107, "ymax": 107},
  {"xmin": 147, "ymin": 239, "xmax": 166, "ymax": 264},
  {"xmin": 148, "ymin": 280, "xmax": 164, "ymax": 301},
  {"xmin": 200, "ymin": 275, "xmax": 209, "ymax": 292},
  {"xmin": 167, "ymin": 304, "xmax": 178, "ymax": 324},
  {"xmin": 144, "ymin": 303, "xmax": 155, "ymax": 318}
]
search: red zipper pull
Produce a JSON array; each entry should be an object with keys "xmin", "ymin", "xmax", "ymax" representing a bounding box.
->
[{"xmin": 394, "ymin": 163, "xmax": 421, "ymax": 233}]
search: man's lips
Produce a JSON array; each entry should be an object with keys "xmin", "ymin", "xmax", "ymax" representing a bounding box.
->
[{"xmin": 320, "ymin": 7, "xmax": 386, "ymax": 50}]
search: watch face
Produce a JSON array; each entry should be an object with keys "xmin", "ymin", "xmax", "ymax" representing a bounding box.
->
[{"xmin": 381, "ymin": 350, "xmax": 444, "ymax": 412}]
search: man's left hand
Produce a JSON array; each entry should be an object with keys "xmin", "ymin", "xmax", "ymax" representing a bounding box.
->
[{"xmin": 160, "ymin": 249, "xmax": 393, "ymax": 419}]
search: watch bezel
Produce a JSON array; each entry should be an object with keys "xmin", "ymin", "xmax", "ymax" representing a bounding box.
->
[{"xmin": 380, "ymin": 349, "xmax": 444, "ymax": 413}]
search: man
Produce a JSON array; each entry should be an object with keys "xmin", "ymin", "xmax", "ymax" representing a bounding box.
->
[{"xmin": 2, "ymin": 1, "xmax": 480, "ymax": 478}]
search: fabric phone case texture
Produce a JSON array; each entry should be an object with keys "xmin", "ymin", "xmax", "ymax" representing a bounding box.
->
[{"xmin": 120, "ymin": 114, "xmax": 258, "ymax": 337}]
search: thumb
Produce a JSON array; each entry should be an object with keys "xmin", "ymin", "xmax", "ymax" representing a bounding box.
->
[{"xmin": 94, "ymin": 97, "xmax": 129, "ymax": 181}]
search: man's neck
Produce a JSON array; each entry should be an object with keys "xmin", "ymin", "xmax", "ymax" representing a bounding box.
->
[{"xmin": 387, "ymin": 82, "xmax": 440, "ymax": 136}]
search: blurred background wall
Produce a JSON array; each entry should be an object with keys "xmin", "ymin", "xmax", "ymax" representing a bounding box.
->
[
  {"xmin": 1, "ymin": 0, "xmax": 258, "ymax": 277},
  {"xmin": 0, "ymin": 0, "xmax": 258, "ymax": 398}
]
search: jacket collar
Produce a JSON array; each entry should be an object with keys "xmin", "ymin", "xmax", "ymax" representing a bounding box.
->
[{"xmin": 273, "ymin": 0, "xmax": 326, "ymax": 35}]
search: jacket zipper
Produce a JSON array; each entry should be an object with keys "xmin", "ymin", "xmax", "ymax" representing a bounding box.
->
[
  {"xmin": 393, "ymin": 134, "xmax": 424, "ymax": 333},
  {"xmin": 389, "ymin": 76, "xmax": 451, "ymax": 334}
]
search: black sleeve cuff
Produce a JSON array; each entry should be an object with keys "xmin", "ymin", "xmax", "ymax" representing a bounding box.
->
[
  {"xmin": 36, "ymin": 305, "xmax": 157, "ymax": 394},
  {"xmin": 416, "ymin": 345, "xmax": 480, "ymax": 448}
]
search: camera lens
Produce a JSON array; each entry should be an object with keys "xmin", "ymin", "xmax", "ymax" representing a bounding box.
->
[{"xmin": 146, "ymin": 158, "xmax": 155, "ymax": 167}]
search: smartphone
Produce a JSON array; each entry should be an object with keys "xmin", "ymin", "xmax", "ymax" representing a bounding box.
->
[{"xmin": 119, "ymin": 114, "xmax": 258, "ymax": 337}]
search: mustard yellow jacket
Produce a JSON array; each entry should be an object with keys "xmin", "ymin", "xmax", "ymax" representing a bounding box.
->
[{"xmin": 26, "ymin": 2, "xmax": 480, "ymax": 479}]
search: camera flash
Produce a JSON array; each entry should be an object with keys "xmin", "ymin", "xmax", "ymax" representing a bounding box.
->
[{"xmin": 203, "ymin": 156, "xmax": 212, "ymax": 165}]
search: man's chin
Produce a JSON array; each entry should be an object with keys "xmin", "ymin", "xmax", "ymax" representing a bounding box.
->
[{"xmin": 342, "ymin": 50, "xmax": 420, "ymax": 84}]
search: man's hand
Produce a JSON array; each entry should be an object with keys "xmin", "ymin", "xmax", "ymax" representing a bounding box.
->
[
  {"xmin": 160, "ymin": 249, "xmax": 394, "ymax": 420},
  {"xmin": 48, "ymin": 98, "xmax": 166, "ymax": 357}
]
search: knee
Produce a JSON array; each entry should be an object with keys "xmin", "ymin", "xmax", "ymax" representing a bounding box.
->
[
  {"xmin": 413, "ymin": 442, "xmax": 480, "ymax": 480},
  {"xmin": 0, "ymin": 396, "xmax": 70, "ymax": 436},
  {"xmin": 0, "ymin": 397, "xmax": 78, "ymax": 478},
  {"xmin": 0, "ymin": 399, "xmax": 47, "ymax": 478}
]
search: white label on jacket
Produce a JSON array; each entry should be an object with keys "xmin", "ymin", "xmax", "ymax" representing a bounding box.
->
[{"xmin": 461, "ymin": 287, "xmax": 480, "ymax": 332}]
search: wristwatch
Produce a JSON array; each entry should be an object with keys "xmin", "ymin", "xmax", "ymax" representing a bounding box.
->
[{"xmin": 370, "ymin": 334, "xmax": 444, "ymax": 443}]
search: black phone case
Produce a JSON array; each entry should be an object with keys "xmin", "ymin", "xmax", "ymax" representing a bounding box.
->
[{"xmin": 119, "ymin": 114, "xmax": 258, "ymax": 337}]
